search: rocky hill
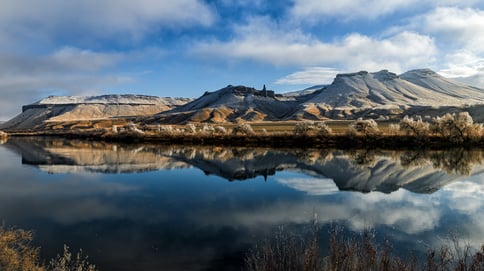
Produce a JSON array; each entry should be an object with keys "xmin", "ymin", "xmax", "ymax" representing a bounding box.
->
[
  {"xmin": 144, "ymin": 85, "xmax": 300, "ymax": 124},
  {"xmin": 1, "ymin": 94, "xmax": 192, "ymax": 130},
  {"xmin": 295, "ymin": 69, "xmax": 484, "ymax": 120},
  {"xmin": 144, "ymin": 69, "xmax": 484, "ymax": 124},
  {"xmin": 4, "ymin": 68, "xmax": 484, "ymax": 130}
]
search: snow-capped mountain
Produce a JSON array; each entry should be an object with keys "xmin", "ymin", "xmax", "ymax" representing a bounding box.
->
[
  {"xmin": 4, "ymin": 68, "xmax": 484, "ymax": 130},
  {"xmin": 1, "ymin": 94, "xmax": 192, "ymax": 130},
  {"xmin": 399, "ymin": 69, "xmax": 484, "ymax": 100},
  {"xmin": 28, "ymin": 94, "xmax": 189, "ymax": 106},
  {"xmin": 282, "ymin": 85, "xmax": 326, "ymax": 97},
  {"xmin": 294, "ymin": 69, "xmax": 484, "ymax": 120},
  {"xmin": 145, "ymin": 85, "xmax": 299, "ymax": 123}
]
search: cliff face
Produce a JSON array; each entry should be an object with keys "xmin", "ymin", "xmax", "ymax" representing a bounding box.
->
[{"xmin": 0, "ymin": 95, "xmax": 192, "ymax": 131}]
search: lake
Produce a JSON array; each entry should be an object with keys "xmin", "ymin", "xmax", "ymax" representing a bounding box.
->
[{"xmin": 1, "ymin": 137, "xmax": 483, "ymax": 270}]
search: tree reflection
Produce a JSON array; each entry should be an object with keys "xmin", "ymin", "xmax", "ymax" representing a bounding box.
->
[
  {"xmin": 5, "ymin": 137, "xmax": 484, "ymax": 193},
  {"xmin": 400, "ymin": 149, "xmax": 483, "ymax": 176}
]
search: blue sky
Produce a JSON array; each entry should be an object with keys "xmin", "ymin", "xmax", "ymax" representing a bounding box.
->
[{"xmin": 2, "ymin": 0, "xmax": 484, "ymax": 119}]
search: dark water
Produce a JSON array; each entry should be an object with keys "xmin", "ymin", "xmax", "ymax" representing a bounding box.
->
[{"xmin": 1, "ymin": 137, "xmax": 484, "ymax": 270}]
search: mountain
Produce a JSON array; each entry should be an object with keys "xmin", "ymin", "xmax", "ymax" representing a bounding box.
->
[
  {"xmin": 282, "ymin": 85, "xmax": 326, "ymax": 97},
  {"xmin": 399, "ymin": 69, "xmax": 484, "ymax": 100},
  {"xmin": 1, "ymin": 94, "xmax": 192, "ymax": 131},
  {"xmin": 4, "ymin": 68, "xmax": 484, "ymax": 130},
  {"xmin": 145, "ymin": 69, "xmax": 484, "ymax": 124},
  {"xmin": 295, "ymin": 69, "xmax": 484, "ymax": 120},
  {"xmin": 144, "ymin": 85, "xmax": 299, "ymax": 124}
]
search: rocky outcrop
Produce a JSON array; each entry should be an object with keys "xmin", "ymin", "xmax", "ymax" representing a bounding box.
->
[
  {"xmin": 144, "ymin": 85, "xmax": 297, "ymax": 124},
  {"xmin": 1, "ymin": 95, "xmax": 192, "ymax": 131}
]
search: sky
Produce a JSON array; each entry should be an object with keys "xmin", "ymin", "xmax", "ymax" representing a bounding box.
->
[{"xmin": 2, "ymin": 0, "xmax": 484, "ymax": 119}]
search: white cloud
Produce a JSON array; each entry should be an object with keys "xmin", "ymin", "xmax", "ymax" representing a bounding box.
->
[
  {"xmin": 290, "ymin": 0, "xmax": 480, "ymax": 21},
  {"xmin": 193, "ymin": 18, "xmax": 436, "ymax": 71},
  {"xmin": 0, "ymin": 47, "xmax": 131, "ymax": 119},
  {"xmin": 275, "ymin": 67, "xmax": 341, "ymax": 85},
  {"xmin": 291, "ymin": 0, "xmax": 418, "ymax": 20},
  {"xmin": 412, "ymin": 7, "xmax": 484, "ymax": 53},
  {"xmin": 0, "ymin": 0, "xmax": 215, "ymax": 49},
  {"xmin": 399, "ymin": 7, "xmax": 484, "ymax": 87}
]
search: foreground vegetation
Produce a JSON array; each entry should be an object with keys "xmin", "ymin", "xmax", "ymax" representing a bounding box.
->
[
  {"xmin": 245, "ymin": 223, "xmax": 484, "ymax": 271},
  {"xmin": 5, "ymin": 112, "xmax": 484, "ymax": 148},
  {"xmin": 0, "ymin": 226, "xmax": 97, "ymax": 271}
]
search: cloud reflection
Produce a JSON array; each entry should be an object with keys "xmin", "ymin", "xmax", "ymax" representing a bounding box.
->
[{"xmin": 1, "ymin": 141, "xmax": 484, "ymax": 269}]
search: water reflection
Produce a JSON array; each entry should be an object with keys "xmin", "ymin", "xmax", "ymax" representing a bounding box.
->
[
  {"xmin": 5, "ymin": 137, "xmax": 484, "ymax": 194},
  {"xmin": 1, "ymin": 138, "xmax": 484, "ymax": 270}
]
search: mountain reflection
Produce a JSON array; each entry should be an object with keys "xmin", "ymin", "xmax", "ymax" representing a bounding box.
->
[{"xmin": 5, "ymin": 137, "xmax": 484, "ymax": 194}]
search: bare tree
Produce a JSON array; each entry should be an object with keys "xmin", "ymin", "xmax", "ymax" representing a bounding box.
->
[
  {"xmin": 431, "ymin": 112, "xmax": 483, "ymax": 143},
  {"xmin": 294, "ymin": 121, "xmax": 332, "ymax": 136},
  {"xmin": 399, "ymin": 116, "xmax": 430, "ymax": 138},
  {"xmin": 349, "ymin": 118, "xmax": 380, "ymax": 136},
  {"xmin": 232, "ymin": 123, "xmax": 255, "ymax": 135}
]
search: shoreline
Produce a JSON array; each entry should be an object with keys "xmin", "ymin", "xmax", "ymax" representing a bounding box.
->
[{"xmin": 5, "ymin": 130, "xmax": 484, "ymax": 149}]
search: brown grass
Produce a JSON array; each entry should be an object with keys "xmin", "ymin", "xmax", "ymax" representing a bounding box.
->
[
  {"xmin": 0, "ymin": 226, "xmax": 42, "ymax": 271},
  {"xmin": 0, "ymin": 226, "xmax": 97, "ymax": 271},
  {"xmin": 245, "ymin": 223, "xmax": 484, "ymax": 271}
]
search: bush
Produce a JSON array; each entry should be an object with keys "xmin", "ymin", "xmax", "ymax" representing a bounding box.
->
[
  {"xmin": 294, "ymin": 121, "xmax": 332, "ymax": 136},
  {"xmin": 185, "ymin": 123, "xmax": 197, "ymax": 134},
  {"xmin": 200, "ymin": 124, "xmax": 215, "ymax": 135},
  {"xmin": 126, "ymin": 122, "xmax": 144, "ymax": 134},
  {"xmin": 157, "ymin": 125, "xmax": 174, "ymax": 134},
  {"xmin": 0, "ymin": 227, "xmax": 41, "ymax": 271},
  {"xmin": 399, "ymin": 116, "xmax": 430, "ymax": 138},
  {"xmin": 315, "ymin": 122, "xmax": 332, "ymax": 136},
  {"xmin": 232, "ymin": 123, "xmax": 255, "ymax": 135},
  {"xmin": 349, "ymin": 118, "xmax": 380, "ymax": 136},
  {"xmin": 388, "ymin": 123, "xmax": 401, "ymax": 135},
  {"xmin": 214, "ymin": 126, "xmax": 227, "ymax": 135},
  {"xmin": 294, "ymin": 121, "xmax": 317, "ymax": 136},
  {"xmin": 431, "ymin": 112, "xmax": 483, "ymax": 143},
  {"xmin": 0, "ymin": 226, "xmax": 97, "ymax": 271},
  {"xmin": 48, "ymin": 245, "xmax": 97, "ymax": 271}
]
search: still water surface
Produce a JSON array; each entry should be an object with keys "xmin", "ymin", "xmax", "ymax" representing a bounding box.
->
[{"xmin": 1, "ymin": 137, "xmax": 484, "ymax": 270}]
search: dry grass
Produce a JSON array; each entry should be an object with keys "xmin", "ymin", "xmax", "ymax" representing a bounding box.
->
[
  {"xmin": 0, "ymin": 226, "xmax": 97, "ymax": 271},
  {"xmin": 10, "ymin": 113, "xmax": 484, "ymax": 149},
  {"xmin": 0, "ymin": 226, "xmax": 42, "ymax": 271},
  {"xmin": 245, "ymin": 223, "xmax": 484, "ymax": 271}
]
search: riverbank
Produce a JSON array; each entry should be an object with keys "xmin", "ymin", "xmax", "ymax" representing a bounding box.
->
[
  {"xmin": 5, "ymin": 129, "xmax": 484, "ymax": 149},
  {"xmin": 4, "ymin": 112, "xmax": 484, "ymax": 149}
]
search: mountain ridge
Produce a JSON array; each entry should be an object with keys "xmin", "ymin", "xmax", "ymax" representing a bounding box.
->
[
  {"xmin": 3, "ymin": 68, "xmax": 484, "ymax": 130},
  {"xmin": 1, "ymin": 94, "xmax": 192, "ymax": 130}
]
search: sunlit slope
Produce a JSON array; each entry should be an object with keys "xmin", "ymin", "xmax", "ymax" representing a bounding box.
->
[
  {"xmin": 144, "ymin": 85, "xmax": 299, "ymax": 124},
  {"xmin": 0, "ymin": 95, "xmax": 191, "ymax": 130},
  {"xmin": 4, "ymin": 68, "xmax": 484, "ymax": 130},
  {"xmin": 295, "ymin": 69, "xmax": 484, "ymax": 119}
]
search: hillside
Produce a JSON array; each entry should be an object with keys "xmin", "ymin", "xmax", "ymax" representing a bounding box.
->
[
  {"xmin": 295, "ymin": 69, "xmax": 484, "ymax": 120},
  {"xmin": 144, "ymin": 85, "xmax": 300, "ymax": 124},
  {"xmin": 4, "ymin": 68, "xmax": 484, "ymax": 131},
  {"xmin": 1, "ymin": 94, "xmax": 191, "ymax": 131}
]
